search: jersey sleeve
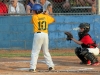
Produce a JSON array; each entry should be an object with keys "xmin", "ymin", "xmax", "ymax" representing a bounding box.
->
[{"xmin": 47, "ymin": 15, "xmax": 55, "ymax": 24}]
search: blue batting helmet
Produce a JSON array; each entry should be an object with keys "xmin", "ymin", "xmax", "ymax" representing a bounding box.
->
[{"xmin": 31, "ymin": 4, "xmax": 43, "ymax": 14}]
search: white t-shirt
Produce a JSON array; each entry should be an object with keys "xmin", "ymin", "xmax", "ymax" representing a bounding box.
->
[
  {"xmin": 36, "ymin": 0, "xmax": 52, "ymax": 13},
  {"xmin": 8, "ymin": 2, "xmax": 26, "ymax": 14}
]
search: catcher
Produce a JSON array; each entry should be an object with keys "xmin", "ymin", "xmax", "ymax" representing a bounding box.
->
[{"xmin": 64, "ymin": 23, "xmax": 100, "ymax": 66}]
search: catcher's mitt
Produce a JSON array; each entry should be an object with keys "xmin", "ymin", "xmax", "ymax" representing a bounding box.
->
[{"xmin": 64, "ymin": 31, "xmax": 73, "ymax": 40}]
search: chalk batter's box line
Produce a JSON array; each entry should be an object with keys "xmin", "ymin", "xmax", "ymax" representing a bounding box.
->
[{"xmin": 38, "ymin": 70, "xmax": 100, "ymax": 73}]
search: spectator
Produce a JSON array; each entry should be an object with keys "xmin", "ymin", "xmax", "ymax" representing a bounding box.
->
[
  {"xmin": 18, "ymin": 0, "xmax": 26, "ymax": 6},
  {"xmin": 26, "ymin": 0, "xmax": 35, "ymax": 14},
  {"xmin": 78, "ymin": 0, "xmax": 96, "ymax": 14},
  {"xmin": 50, "ymin": 0, "xmax": 71, "ymax": 13},
  {"xmin": 0, "ymin": 0, "xmax": 8, "ymax": 16},
  {"xmin": 38, "ymin": 0, "xmax": 53, "ymax": 14},
  {"xmin": 26, "ymin": 0, "xmax": 52, "ymax": 14},
  {"xmin": 63, "ymin": 0, "xmax": 70, "ymax": 9},
  {"xmin": 75, "ymin": 0, "xmax": 81, "ymax": 6},
  {"xmin": 8, "ymin": 0, "xmax": 26, "ymax": 15},
  {"xmin": 2, "ymin": 0, "xmax": 9, "ymax": 9},
  {"xmin": 87, "ymin": 0, "xmax": 96, "ymax": 14}
]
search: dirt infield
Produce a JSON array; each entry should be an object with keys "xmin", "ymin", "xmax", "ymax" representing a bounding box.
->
[{"xmin": 0, "ymin": 50, "xmax": 100, "ymax": 75}]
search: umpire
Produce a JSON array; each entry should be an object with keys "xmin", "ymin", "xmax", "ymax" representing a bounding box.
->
[{"xmin": 65, "ymin": 23, "xmax": 99, "ymax": 66}]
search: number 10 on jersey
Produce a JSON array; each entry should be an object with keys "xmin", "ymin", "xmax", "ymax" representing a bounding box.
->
[{"xmin": 38, "ymin": 21, "xmax": 47, "ymax": 30}]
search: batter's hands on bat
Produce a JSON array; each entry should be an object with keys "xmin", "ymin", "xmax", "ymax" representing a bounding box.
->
[
  {"xmin": 43, "ymin": 11, "xmax": 47, "ymax": 14},
  {"xmin": 43, "ymin": 3, "xmax": 52, "ymax": 15}
]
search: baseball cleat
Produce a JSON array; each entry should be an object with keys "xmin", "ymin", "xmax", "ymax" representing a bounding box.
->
[
  {"xmin": 48, "ymin": 67, "xmax": 55, "ymax": 71},
  {"xmin": 92, "ymin": 62, "xmax": 100, "ymax": 66},
  {"xmin": 29, "ymin": 69, "xmax": 36, "ymax": 72},
  {"xmin": 87, "ymin": 60, "xmax": 91, "ymax": 65}
]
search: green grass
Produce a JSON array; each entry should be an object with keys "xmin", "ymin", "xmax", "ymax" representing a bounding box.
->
[
  {"xmin": 0, "ymin": 50, "xmax": 99, "ymax": 58},
  {"xmin": 0, "ymin": 53, "xmax": 30, "ymax": 58},
  {"xmin": 0, "ymin": 52, "xmax": 76, "ymax": 58},
  {"xmin": 51, "ymin": 52, "xmax": 75, "ymax": 56}
]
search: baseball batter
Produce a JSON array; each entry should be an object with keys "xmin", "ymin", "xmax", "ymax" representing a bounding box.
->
[{"xmin": 29, "ymin": 4, "xmax": 55, "ymax": 72}]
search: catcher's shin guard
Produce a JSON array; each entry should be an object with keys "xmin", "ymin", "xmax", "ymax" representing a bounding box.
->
[
  {"xmin": 84, "ymin": 53, "xmax": 98, "ymax": 64},
  {"xmin": 75, "ymin": 47, "xmax": 87, "ymax": 64},
  {"xmin": 80, "ymin": 48, "xmax": 98, "ymax": 64}
]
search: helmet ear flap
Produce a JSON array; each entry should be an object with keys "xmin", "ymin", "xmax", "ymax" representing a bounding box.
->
[{"xmin": 35, "ymin": 8, "xmax": 43, "ymax": 14}]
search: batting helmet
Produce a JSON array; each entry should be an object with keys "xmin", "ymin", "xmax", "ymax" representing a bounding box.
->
[
  {"xmin": 31, "ymin": 4, "xmax": 43, "ymax": 14},
  {"xmin": 79, "ymin": 23, "xmax": 90, "ymax": 33}
]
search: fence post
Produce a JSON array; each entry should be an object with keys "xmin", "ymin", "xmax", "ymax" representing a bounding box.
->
[{"xmin": 98, "ymin": 0, "xmax": 100, "ymax": 15}]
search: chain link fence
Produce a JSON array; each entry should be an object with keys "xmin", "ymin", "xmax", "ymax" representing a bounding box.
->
[
  {"xmin": 0, "ymin": 0, "xmax": 99, "ymax": 16},
  {"xmin": 17, "ymin": 0, "xmax": 98, "ymax": 15},
  {"xmin": 49, "ymin": 0, "xmax": 98, "ymax": 15}
]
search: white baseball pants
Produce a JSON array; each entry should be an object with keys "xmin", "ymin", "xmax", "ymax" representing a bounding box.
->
[{"xmin": 30, "ymin": 32, "xmax": 54, "ymax": 70}]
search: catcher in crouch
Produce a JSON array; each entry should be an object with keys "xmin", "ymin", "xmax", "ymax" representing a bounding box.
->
[{"xmin": 65, "ymin": 23, "xmax": 100, "ymax": 66}]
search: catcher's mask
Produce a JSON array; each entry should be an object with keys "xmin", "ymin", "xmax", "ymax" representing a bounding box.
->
[
  {"xmin": 78, "ymin": 23, "xmax": 90, "ymax": 40},
  {"xmin": 79, "ymin": 23, "xmax": 90, "ymax": 33}
]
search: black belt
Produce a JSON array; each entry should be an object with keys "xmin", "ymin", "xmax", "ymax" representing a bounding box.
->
[{"xmin": 37, "ymin": 32, "xmax": 41, "ymax": 33}]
